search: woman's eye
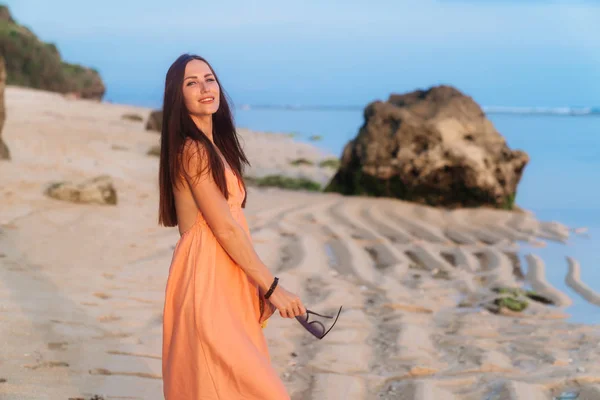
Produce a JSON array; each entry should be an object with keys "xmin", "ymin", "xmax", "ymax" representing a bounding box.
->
[
  {"xmin": 207, "ymin": 78, "xmax": 215, "ymax": 82},
  {"xmin": 187, "ymin": 81, "xmax": 196, "ymax": 86}
]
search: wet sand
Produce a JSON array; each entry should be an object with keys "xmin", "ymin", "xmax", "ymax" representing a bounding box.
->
[{"xmin": 0, "ymin": 86, "xmax": 599, "ymax": 400}]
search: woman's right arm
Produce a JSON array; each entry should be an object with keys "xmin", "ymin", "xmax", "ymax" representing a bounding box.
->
[{"xmin": 181, "ymin": 141, "xmax": 306, "ymax": 319}]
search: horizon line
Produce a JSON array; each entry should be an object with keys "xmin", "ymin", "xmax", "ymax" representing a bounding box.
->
[{"xmin": 234, "ymin": 103, "xmax": 600, "ymax": 116}]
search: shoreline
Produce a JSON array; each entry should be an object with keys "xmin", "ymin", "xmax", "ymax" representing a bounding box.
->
[{"xmin": 1, "ymin": 86, "xmax": 599, "ymax": 399}]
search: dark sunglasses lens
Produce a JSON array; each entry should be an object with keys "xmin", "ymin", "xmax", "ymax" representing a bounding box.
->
[
  {"xmin": 307, "ymin": 321, "xmax": 325, "ymax": 337},
  {"xmin": 296, "ymin": 313, "xmax": 308, "ymax": 323},
  {"xmin": 296, "ymin": 316, "xmax": 326, "ymax": 337}
]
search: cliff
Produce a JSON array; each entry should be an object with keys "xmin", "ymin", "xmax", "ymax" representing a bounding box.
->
[{"xmin": 0, "ymin": 5, "xmax": 105, "ymax": 100}]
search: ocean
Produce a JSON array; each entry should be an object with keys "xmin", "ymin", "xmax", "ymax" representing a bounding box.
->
[{"xmin": 233, "ymin": 107, "xmax": 600, "ymax": 325}]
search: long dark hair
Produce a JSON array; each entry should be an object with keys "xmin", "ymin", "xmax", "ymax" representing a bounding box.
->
[{"xmin": 158, "ymin": 54, "xmax": 249, "ymax": 227}]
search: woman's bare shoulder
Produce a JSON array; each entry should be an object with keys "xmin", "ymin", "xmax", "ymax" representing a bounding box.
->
[{"xmin": 181, "ymin": 139, "xmax": 210, "ymax": 179}]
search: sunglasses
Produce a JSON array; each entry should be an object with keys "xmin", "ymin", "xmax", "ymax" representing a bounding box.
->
[{"xmin": 295, "ymin": 306, "xmax": 343, "ymax": 339}]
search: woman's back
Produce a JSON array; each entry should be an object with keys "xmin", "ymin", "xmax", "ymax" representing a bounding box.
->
[{"xmin": 172, "ymin": 177, "xmax": 199, "ymax": 236}]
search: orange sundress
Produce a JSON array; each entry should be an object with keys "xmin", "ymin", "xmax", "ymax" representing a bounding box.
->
[{"xmin": 162, "ymin": 160, "xmax": 289, "ymax": 399}]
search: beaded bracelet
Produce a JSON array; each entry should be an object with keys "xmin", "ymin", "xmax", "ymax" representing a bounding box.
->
[{"xmin": 264, "ymin": 277, "xmax": 279, "ymax": 300}]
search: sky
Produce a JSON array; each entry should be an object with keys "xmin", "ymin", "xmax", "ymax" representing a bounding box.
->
[{"xmin": 4, "ymin": 0, "xmax": 600, "ymax": 108}]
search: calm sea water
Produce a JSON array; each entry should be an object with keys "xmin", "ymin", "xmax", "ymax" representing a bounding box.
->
[{"xmin": 234, "ymin": 108, "xmax": 600, "ymax": 325}]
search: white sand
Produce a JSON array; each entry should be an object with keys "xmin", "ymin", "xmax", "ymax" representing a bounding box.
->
[{"xmin": 1, "ymin": 86, "xmax": 599, "ymax": 400}]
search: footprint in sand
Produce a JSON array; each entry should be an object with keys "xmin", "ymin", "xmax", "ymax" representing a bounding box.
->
[
  {"xmin": 97, "ymin": 314, "xmax": 121, "ymax": 323},
  {"xmin": 24, "ymin": 361, "xmax": 69, "ymax": 370},
  {"xmin": 107, "ymin": 350, "xmax": 161, "ymax": 360},
  {"xmin": 89, "ymin": 367, "xmax": 161, "ymax": 380},
  {"xmin": 93, "ymin": 331, "xmax": 131, "ymax": 339},
  {"xmin": 47, "ymin": 341, "xmax": 68, "ymax": 350},
  {"xmin": 127, "ymin": 296, "xmax": 156, "ymax": 304}
]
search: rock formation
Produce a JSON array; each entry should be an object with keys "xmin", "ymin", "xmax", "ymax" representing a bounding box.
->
[
  {"xmin": 325, "ymin": 85, "xmax": 529, "ymax": 209},
  {"xmin": 0, "ymin": 55, "xmax": 8, "ymax": 160}
]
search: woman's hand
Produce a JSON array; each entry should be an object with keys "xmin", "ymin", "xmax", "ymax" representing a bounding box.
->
[{"xmin": 267, "ymin": 285, "xmax": 307, "ymax": 319}]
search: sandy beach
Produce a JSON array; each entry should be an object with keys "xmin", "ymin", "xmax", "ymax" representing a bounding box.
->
[{"xmin": 1, "ymin": 86, "xmax": 599, "ymax": 400}]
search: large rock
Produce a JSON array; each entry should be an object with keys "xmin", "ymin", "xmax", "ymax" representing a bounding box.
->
[
  {"xmin": 45, "ymin": 175, "xmax": 118, "ymax": 205},
  {"xmin": 325, "ymin": 85, "xmax": 529, "ymax": 209},
  {"xmin": 145, "ymin": 110, "xmax": 162, "ymax": 132},
  {"xmin": 0, "ymin": 5, "xmax": 105, "ymax": 100},
  {"xmin": 0, "ymin": 55, "xmax": 8, "ymax": 160}
]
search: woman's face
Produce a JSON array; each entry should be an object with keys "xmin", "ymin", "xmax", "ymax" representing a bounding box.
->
[{"xmin": 182, "ymin": 59, "xmax": 220, "ymax": 116}]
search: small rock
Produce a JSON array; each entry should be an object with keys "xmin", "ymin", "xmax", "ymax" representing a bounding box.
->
[
  {"xmin": 145, "ymin": 110, "xmax": 163, "ymax": 132},
  {"xmin": 45, "ymin": 175, "xmax": 118, "ymax": 205},
  {"xmin": 0, "ymin": 57, "xmax": 10, "ymax": 161},
  {"xmin": 121, "ymin": 113, "xmax": 143, "ymax": 122},
  {"xmin": 147, "ymin": 145, "xmax": 160, "ymax": 157},
  {"xmin": 111, "ymin": 144, "xmax": 129, "ymax": 151},
  {"xmin": 577, "ymin": 366, "xmax": 586, "ymax": 373}
]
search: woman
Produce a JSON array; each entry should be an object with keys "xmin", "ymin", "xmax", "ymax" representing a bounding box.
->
[{"xmin": 158, "ymin": 54, "xmax": 305, "ymax": 399}]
